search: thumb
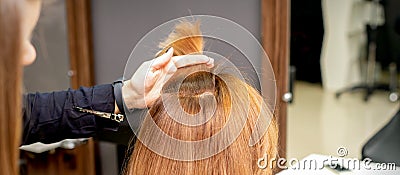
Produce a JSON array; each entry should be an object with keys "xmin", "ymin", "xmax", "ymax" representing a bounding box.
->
[{"xmin": 151, "ymin": 47, "xmax": 174, "ymax": 70}]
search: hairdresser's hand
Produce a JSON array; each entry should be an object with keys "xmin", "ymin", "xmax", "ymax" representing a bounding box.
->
[{"xmin": 121, "ymin": 47, "xmax": 214, "ymax": 109}]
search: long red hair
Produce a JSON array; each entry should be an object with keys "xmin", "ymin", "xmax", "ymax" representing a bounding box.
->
[{"xmin": 126, "ymin": 21, "xmax": 278, "ymax": 175}]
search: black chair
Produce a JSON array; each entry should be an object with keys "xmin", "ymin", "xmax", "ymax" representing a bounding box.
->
[
  {"xmin": 336, "ymin": 0, "xmax": 399, "ymax": 102},
  {"xmin": 362, "ymin": 109, "xmax": 400, "ymax": 165}
]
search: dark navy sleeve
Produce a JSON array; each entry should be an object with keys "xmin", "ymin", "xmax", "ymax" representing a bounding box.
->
[{"xmin": 21, "ymin": 84, "xmax": 120, "ymax": 145}]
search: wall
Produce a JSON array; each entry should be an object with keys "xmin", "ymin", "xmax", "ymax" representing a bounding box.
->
[
  {"xmin": 23, "ymin": 0, "xmax": 70, "ymax": 93},
  {"xmin": 321, "ymin": 0, "xmax": 387, "ymax": 91}
]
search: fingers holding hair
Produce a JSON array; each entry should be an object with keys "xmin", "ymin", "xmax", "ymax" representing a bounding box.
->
[
  {"xmin": 172, "ymin": 55, "xmax": 214, "ymax": 68},
  {"xmin": 151, "ymin": 47, "xmax": 174, "ymax": 71}
]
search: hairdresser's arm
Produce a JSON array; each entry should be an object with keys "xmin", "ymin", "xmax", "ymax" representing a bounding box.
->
[
  {"xmin": 21, "ymin": 49, "xmax": 213, "ymax": 145},
  {"xmin": 21, "ymin": 84, "xmax": 118, "ymax": 145}
]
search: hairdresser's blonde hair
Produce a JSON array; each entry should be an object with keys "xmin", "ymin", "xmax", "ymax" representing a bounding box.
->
[
  {"xmin": 126, "ymin": 21, "xmax": 278, "ymax": 175},
  {"xmin": 0, "ymin": 0, "xmax": 23, "ymax": 174}
]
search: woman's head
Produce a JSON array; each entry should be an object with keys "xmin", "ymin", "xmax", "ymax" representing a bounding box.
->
[{"xmin": 126, "ymin": 21, "xmax": 278, "ymax": 175}]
